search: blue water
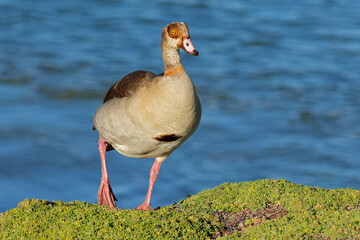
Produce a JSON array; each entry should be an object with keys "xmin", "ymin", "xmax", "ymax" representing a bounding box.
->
[{"xmin": 1, "ymin": 0, "xmax": 360, "ymax": 212}]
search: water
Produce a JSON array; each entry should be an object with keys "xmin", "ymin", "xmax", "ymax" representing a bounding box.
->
[{"xmin": 1, "ymin": 0, "xmax": 360, "ymax": 212}]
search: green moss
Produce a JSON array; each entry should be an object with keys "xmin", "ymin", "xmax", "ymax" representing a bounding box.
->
[{"xmin": 1, "ymin": 179, "xmax": 359, "ymax": 239}]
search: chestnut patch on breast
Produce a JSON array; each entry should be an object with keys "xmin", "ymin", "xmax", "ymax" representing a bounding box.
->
[
  {"xmin": 163, "ymin": 65, "xmax": 185, "ymax": 77},
  {"xmin": 153, "ymin": 134, "xmax": 182, "ymax": 142}
]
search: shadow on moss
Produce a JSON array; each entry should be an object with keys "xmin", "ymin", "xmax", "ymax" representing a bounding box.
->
[{"xmin": 212, "ymin": 201, "xmax": 288, "ymax": 238}]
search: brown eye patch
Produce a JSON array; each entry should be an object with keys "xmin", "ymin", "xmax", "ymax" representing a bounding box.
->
[{"xmin": 167, "ymin": 24, "xmax": 181, "ymax": 38}]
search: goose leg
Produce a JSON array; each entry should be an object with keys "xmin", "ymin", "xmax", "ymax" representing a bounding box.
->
[
  {"xmin": 97, "ymin": 137, "xmax": 117, "ymax": 208},
  {"xmin": 136, "ymin": 159, "xmax": 162, "ymax": 210}
]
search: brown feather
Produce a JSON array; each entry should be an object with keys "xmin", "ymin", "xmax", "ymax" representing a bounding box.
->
[
  {"xmin": 153, "ymin": 134, "xmax": 182, "ymax": 142},
  {"xmin": 103, "ymin": 70, "xmax": 157, "ymax": 103},
  {"xmin": 102, "ymin": 71, "xmax": 157, "ymax": 151},
  {"xmin": 93, "ymin": 70, "xmax": 157, "ymax": 132}
]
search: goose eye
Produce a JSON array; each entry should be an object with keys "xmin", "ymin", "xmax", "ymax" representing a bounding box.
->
[{"xmin": 167, "ymin": 24, "xmax": 179, "ymax": 38}]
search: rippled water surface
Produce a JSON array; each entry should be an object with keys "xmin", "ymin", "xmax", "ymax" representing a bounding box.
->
[{"xmin": 1, "ymin": 0, "xmax": 360, "ymax": 212}]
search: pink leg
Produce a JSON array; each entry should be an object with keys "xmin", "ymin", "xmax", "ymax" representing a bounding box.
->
[
  {"xmin": 136, "ymin": 159, "xmax": 162, "ymax": 210},
  {"xmin": 97, "ymin": 137, "xmax": 117, "ymax": 208}
]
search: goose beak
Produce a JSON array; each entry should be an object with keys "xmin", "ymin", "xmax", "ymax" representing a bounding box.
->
[{"xmin": 181, "ymin": 37, "xmax": 199, "ymax": 56}]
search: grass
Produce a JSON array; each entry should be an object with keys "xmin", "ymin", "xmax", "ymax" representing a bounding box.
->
[{"xmin": 1, "ymin": 179, "xmax": 359, "ymax": 239}]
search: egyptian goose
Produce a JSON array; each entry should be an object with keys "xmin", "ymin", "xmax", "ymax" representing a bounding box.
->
[{"xmin": 93, "ymin": 22, "xmax": 201, "ymax": 210}]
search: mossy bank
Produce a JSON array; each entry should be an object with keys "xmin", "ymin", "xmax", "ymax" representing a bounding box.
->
[{"xmin": 1, "ymin": 179, "xmax": 359, "ymax": 239}]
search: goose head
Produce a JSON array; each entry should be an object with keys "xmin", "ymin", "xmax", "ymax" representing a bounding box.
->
[{"xmin": 161, "ymin": 22, "xmax": 199, "ymax": 56}]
